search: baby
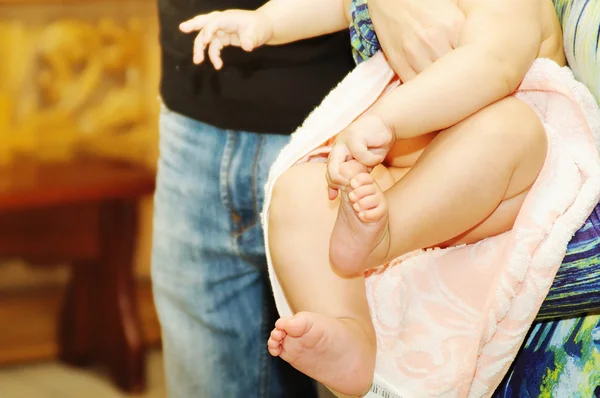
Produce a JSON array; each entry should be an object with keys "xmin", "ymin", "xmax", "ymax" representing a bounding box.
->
[{"xmin": 180, "ymin": 0, "xmax": 565, "ymax": 395}]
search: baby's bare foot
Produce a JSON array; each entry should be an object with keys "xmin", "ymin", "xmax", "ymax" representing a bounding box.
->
[
  {"xmin": 267, "ymin": 312, "xmax": 375, "ymax": 396},
  {"xmin": 329, "ymin": 163, "xmax": 390, "ymax": 277}
]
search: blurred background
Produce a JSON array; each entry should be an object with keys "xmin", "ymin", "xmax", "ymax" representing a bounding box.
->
[{"xmin": 0, "ymin": 0, "xmax": 164, "ymax": 396}]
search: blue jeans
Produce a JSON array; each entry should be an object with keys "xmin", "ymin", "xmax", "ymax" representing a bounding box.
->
[{"xmin": 151, "ymin": 105, "xmax": 318, "ymax": 398}]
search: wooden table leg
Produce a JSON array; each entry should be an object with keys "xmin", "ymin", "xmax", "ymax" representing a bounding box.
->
[
  {"xmin": 59, "ymin": 260, "xmax": 95, "ymax": 367},
  {"xmin": 96, "ymin": 200, "xmax": 146, "ymax": 393},
  {"xmin": 59, "ymin": 200, "xmax": 146, "ymax": 393}
]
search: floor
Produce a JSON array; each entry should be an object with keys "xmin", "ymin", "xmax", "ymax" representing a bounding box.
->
[
  {"xmin": 0, "ymin": 350, "xmax": 166, "ymax": 398},
  {"xmin": 0, "ymin": 350, "xmax": 334, "ymax": 398}
]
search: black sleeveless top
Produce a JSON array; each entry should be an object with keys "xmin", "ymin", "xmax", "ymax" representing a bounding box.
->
[{"xmin": 158, "ymin": 0, "xmax": 354, "ymax": 134}]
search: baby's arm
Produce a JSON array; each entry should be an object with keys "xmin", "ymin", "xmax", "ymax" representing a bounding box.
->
[
  {"xmin": 180, "ymin": 0, "xmax": 349, "ymax": 68},
  {"xmin": 259, "ymin": 0, "xmax": 349, "ymax": 45},
  {"xmin": 371, "ymin": 0, "xmax": 542, "ymax": 140}
]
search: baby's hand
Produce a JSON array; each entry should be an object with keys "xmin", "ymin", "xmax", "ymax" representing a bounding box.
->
[
  {"xmin": 179, "ymin": 10, "xmax": 273, "ymax": 69},
  {"xmin": 326, "ymin": 114, "xmax": 394, "ymax": 200}
]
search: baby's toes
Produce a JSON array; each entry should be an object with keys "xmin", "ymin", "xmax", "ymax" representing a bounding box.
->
[
  {"xmin": 267, "ymin": 337, "xmax": 280, "ymax": 349},
  {"xmin": 274, "ymin": 316, "xmax": 292, "ymax": 332},
  {"xmin": 350, "ymin": 173, "xmax": 374, "ymax": 190},
  {"xmin": 267, "ymin": 328, "xmax": 285, "ymax": 356},
  {"xmin": 339, "ymin": 160, "xmax": 369, "ymax": 180},
  {"xmin": 348, "ymin": 183, "xmax": 377, "ymax": 204},
  {"xmin": 357, "ymin": 196, "xmax": 387, "ymax": 223},
  {"xmin": 270, "ymin": 328, "xmax": 286, "ymax": 343},
  {"xmin": 284, "ymin": 312, "xmax": 312, "ymax": 338},
  {"xmin": 267, "ymin": 340, "xmax": 282, "ymax": 356},
  {"xmin": 353, "ymin": 194, "xmax": 381, "ymax": 214}
]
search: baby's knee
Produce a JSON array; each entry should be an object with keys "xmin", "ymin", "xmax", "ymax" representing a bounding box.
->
[
  {"xmin": 518, "ymin": 107, "xmax": 547, "ymax": 152},
  {"xmin": 480, "ymin": 98, "xmax": 548, "ymax": 185},
  {"xmin": 501, "ymin": 97, "xmax": 544, "ymax": 135},
  {"xmin": 474, "ymin": 97, "xmax": 547, "ymax": 155},
  {"xmin": 509, "ymin": 102, "xmax": 548, "ymax": 186},
  {"xmin": 501, "ymin": 99, "xmax": 547, "ymax": 162}
]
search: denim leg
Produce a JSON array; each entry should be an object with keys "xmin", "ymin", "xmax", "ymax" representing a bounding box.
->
[{"xmin": 151, "ymin": 106, "xmax": 318, "ymax": 398}]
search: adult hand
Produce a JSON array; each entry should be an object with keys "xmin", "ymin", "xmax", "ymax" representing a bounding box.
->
[{"xmin": 368, "ymin": 0, "xmax": 465, "ymax": 81}]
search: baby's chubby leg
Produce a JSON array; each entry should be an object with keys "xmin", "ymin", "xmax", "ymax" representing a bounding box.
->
[
  {"xmin": 373, "ymin": 96, "xmax": 547, "ymax": 266},
  {"xmin": 267, "ymin": 162, "xmax": 397, "ymax": 396},
  {"xmin": 269, "ymin": 162, "xmax": 389, "ymax": 391}
]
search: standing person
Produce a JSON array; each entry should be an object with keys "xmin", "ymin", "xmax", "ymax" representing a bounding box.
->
[{"xmin": 151, "ymin": 0, "xmax": 463, "ymax": 396}]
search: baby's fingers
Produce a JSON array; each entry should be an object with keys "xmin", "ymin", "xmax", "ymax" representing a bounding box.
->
[
  {"xmin": 208, "ymin": 36, "xmax": 229, "ymax": 70},
  {"xmin": 326, "ymin": 145, "xmax": 351, "ymax": 199},
  {"xmin": 201, "ymin": 13, "xmax": 245, "ymax": 44},
  {"xmin": 193, "ymin": 32, "xmax": 207, "ymax": 64},
  {"xmin": 200, "ymin": 18, "xmax": 223, "ymax": 44},
  {"xmin": 212, "ymin": 32, "xmax": 254, "ymax": 52},
  {"xmin": 179, "ymin": 12, "xmax": 216, "ymax": 33},
  {"xmin": 347, "ymin": 140, "xmax": 384, "ymax": 167},
  {"xmin": 325, "ymin": 172, "xmax": 344, "ymax": 201}
]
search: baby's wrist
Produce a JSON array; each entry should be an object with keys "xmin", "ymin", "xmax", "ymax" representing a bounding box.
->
[
  {"xmin": 369, "ymin": 112, "xmax": 397, "ymax": 142},
  {"xmin": 255, "ymin": 9, "xmax": 275, "ymax": 45}
]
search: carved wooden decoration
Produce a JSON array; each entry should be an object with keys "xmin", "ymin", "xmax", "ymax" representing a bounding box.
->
[{"xmin": 1, "ymin": 4, "xmax": 159, "ymax": 165}]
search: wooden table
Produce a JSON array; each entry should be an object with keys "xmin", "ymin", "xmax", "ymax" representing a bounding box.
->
[{"xmin": 0, "ymin": 158, "xmax": 156, "ymax": 393}]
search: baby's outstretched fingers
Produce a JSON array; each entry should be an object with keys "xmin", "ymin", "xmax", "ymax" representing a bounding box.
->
[
  {"xmin": 239, "ymin": 35, "xmax": 256, "ymax": 52},
  {"xmin": 200, "ymin": 17, "xmax": 225, "ymax": 44},
  {"xmin": 193, "ymin": 31, "xmax": 208, "ymax": 64},
  {"xmin": 182, "ymin": 9, "xmax": 271, "ymax": 68},
  {"xmin": 208, "ymin": 36, "xmax": 227, "ymax": 69},
  {"xmin": 200, "ymin": 11, "xmax": 252, "ymax": 44},
  {"xmin": 179, "ymin": 12, "xmax": 216, "ymax": 33}
]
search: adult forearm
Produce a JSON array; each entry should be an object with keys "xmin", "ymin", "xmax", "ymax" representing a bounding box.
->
[{"xmin": 367, "ymin": 0, "xmax": 464, "ymax": 80}]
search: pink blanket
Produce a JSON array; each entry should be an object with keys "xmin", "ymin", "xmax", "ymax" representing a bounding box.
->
[{"xmin": 261, "ymin": 53, "xmax": 600, "ymax": 397}]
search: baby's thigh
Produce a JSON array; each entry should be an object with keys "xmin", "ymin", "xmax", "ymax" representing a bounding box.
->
[
  {"xmin": 463, "ymin": 96, "xmax": 547, "ymax": 197},
  {"xmin": 269, "ymin": 163, "xmax": 335, "ymax": 231}
]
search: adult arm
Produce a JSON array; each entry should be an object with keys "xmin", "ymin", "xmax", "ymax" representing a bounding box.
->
[{"xmin": 368, "ymin": 0, "xmax": 464, "ymax": 81}]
